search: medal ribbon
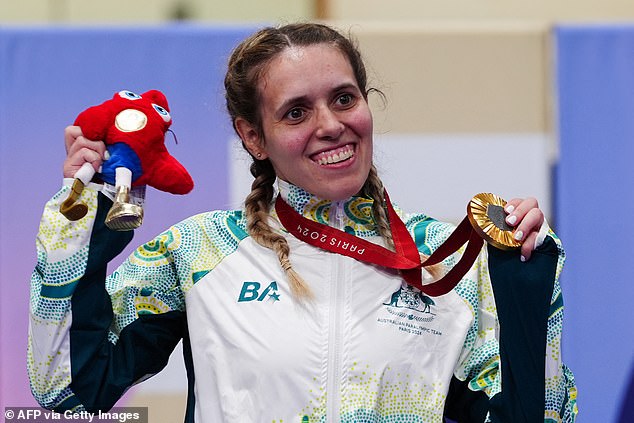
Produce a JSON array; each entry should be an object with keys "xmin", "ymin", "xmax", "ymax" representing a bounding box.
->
[{"xmin": 275, "ymin": 190, "xmax": 485, "ymax": 297}]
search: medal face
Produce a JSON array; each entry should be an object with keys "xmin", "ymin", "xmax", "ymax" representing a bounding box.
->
[
  {"xmin": 115, "ymin": 109, "xmax": 147, "ymax": 132},
  {"xmin": 467, "ymin": 193, "xmax": 521, "ymax": 250}
]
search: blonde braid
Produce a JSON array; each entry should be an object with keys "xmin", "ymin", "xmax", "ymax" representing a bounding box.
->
[
  {"xmin": 361, "ymin": 165, "xmax": 394, "ymax": 249},
  {"xmin": 244, "ymin": 159, "xmax": 313, "ymax": 300},
  {"xmin": 362, "ymin": 165, "xmax": 444, "ymax": 281}
]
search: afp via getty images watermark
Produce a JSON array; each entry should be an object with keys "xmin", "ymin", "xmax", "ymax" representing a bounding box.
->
[{"xmin": 4, "ymin": 408, "xmax": 148, "ymax": 423}]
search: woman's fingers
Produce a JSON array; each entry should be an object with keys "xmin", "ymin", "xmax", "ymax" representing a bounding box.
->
[
  {"xmin": 63, "ymin": 126, "xmax": 106, "ymax": 178},
  {"xmin": 64, "ymin": 125, "xmax": 84, "ymax": 153},
  {"xmin": 503, "ymin": 197, "xmax": 545, "ymax": 261},
  {"xmin": 63, "ymin": 147, "xmax": 104, "ymax": 178},
  {"xmin": 520, "ymin": 231, "xmax": 539, "ymax": 261}
]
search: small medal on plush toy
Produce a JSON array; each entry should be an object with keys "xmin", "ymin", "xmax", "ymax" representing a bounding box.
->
[{"xmin": 59, "ymin": 90, "xmax": 194, "ymax": 231}]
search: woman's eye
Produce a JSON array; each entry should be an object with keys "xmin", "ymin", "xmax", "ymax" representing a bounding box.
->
[
  {"xmin": 336, "ymin": 93, "xmax": 355, "ymax": 107},
  {"xmin": 286, "ymin": 108, "xmax": 305, "ymax": 121}
]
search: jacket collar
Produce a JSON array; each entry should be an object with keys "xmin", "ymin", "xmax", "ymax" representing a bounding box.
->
[{"xmin": 276, "ymin": 179, "xmax": 379, "ymax": 236}]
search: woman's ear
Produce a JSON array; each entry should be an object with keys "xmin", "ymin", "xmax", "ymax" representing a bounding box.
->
[{"xmin": 235, "ymin": 118, "xmax": 268, "ymax": 160}]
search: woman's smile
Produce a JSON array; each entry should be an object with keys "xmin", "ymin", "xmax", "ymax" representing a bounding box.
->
[{"xmin": 310, "ymin": 143, "xmax": 356, "ymax": 166}]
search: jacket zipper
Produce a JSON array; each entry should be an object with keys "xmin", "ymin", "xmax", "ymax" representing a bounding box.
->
[{"xmin": 326, "ymin": 201, "xmax": 346, "ymax": 422}]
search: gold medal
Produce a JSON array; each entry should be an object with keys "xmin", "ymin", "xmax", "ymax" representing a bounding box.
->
[
  {"xmin": 467, "ymin": 193, "xmax": 521, "ymax": 250},
  {"xmin": 115, "ymin": 109, "xmax": 147, "ymax": 132}
]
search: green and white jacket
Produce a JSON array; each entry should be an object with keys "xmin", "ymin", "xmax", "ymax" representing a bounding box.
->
[{"xmin": 28, "ymin": 179, "xmax": 578, "ymax": 422}]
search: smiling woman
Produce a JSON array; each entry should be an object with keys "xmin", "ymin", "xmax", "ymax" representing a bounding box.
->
[
  {"xmin": 234, "ymin": 44, "xmax": 373, "ymax": 202},
  {"xmin": 27, "ymin": 22, "xmax": 577, "ymax": 423}
]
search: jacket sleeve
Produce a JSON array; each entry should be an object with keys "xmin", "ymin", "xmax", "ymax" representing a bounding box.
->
[
  {"xmin": 28, "ymin": 183, "xmax": 186, "ymax": 412},
  {"xmin": 445, "ymin": 230, "xmax": 578, "ymax": 422}
]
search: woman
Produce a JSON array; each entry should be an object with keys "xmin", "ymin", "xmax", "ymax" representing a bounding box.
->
[{"xmin": 28, "ymin": 23, "xmax": 577, "ymax": 422}]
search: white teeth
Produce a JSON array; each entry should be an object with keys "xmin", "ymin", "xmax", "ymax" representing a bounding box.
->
[{"xmin": 317, "ymin": 147, "xmax": 353, "ymax": 165}]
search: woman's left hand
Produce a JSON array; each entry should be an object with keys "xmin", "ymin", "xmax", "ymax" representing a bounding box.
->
[{"xmin": 503, "ymin": 197, "xmax": 545, "ymax": 262}]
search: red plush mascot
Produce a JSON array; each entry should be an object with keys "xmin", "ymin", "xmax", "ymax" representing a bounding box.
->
[{"xmin": 60, "ymin": 89, "xmax": 194, "ymax": 230}]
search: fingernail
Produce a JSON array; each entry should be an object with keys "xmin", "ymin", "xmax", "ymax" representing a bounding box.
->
[
  {"xmin": 520, "ymin": 255, "xmax": 526, "ymax": 262},
  {"xmin": 104, "ymin": 151, "xmax": 111, "ymax": 160},
  {"xmin": 505, "ymin": 205, "xmax": 515, "ymax": 213},
  {"xmin": 514, "ymin": 230, "xmax": 524, "ymax": 241},
  {"xmin": 506, "ymin": 215, "xmax": 517, "ymax": 225},
  {"xmin": 98, "ymin": 165, "xmax": 102, "ymax": 173}
]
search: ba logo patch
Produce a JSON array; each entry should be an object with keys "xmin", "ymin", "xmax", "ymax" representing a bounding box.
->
[{"xmin": 238, "ymin": 281, "xmax": 281, "ymax": 303}]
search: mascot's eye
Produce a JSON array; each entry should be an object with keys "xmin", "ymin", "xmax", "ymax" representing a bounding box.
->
[
  {"xmin": 152, "ymin": 104, "xmax": 171, "ymax": 122},
  {"xmin": 118, "ymin": 90, "xmax": 142, "ymax": 100}
]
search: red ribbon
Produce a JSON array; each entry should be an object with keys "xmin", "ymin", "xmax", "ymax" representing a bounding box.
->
[{"xmin": 274, "ymin": 190, "xmax": 484, "ymax": 297}]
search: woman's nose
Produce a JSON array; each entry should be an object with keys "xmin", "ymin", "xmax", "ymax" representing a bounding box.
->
[{"xmin": 315, "ymin": 107, "xmax": 345, "ymax": 140}]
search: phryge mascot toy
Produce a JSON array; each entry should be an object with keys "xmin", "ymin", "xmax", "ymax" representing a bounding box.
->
[{"xmin": 60, "ymin": 89, "xmax": 194, "ymax": 230}]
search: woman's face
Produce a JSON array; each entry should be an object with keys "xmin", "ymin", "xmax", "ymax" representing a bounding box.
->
[{"xmin": 241, "ymin": 44, "xmax": 373, "ymax": 201}]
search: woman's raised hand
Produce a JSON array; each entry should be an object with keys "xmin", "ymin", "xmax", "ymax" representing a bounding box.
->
[
  {"xmin": 63, "ymin": 125, "xmax": 106, "ymax": 178},
  {"xmin": 503, "ymin": 197, "xmax": 546, "ymax": 261}
]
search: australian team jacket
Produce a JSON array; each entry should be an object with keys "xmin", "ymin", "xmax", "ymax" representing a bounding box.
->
[{"xmin": 28, "ymin": 179, "xmax": 578, "ymax": 422}]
